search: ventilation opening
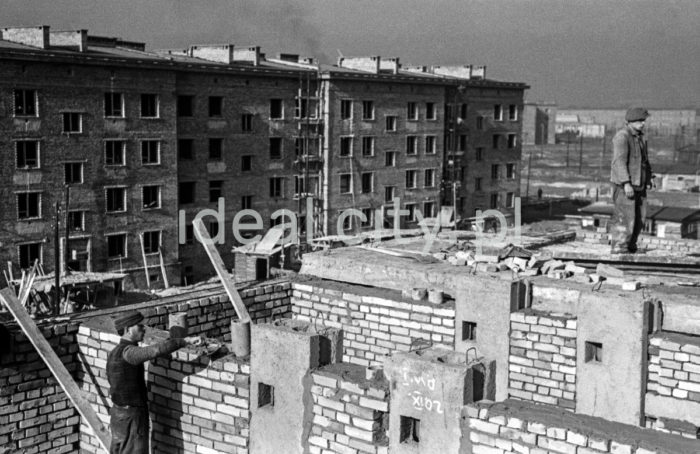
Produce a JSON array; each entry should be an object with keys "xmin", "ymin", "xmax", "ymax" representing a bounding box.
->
[
  {"xmin": 472, "ymin": 367, "xmax": 485, "ymax": 402},
  {"xmin": 585, "ymin": 341, "xmax": 603, "ymax": 363},
  {"xmin": 258, "ymin": 382, "xmax": 274, "ymax": 408},
  {"xmin": 319, "ymin": 336, "xmax": 332, "ymax": 367},
  {"xmin": 400, "ymin": 416, "xmax": 420, "ymax": 444},
  {"xmin": 462, "ymin": 321, "xmax": 477, "ymax": 341},
  {"xmin": 255, "ymin": 258, "xmax": 268, "ymax": 280}
]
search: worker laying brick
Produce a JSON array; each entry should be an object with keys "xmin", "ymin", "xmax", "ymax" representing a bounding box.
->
[{"xmin": 107, "ymin": 310, "xmax": 202, "ymax": 454}]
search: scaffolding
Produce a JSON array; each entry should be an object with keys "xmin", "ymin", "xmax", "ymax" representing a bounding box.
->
[{"xmin": 293, "ymin": 70, "xmax": 325, "ymax": 245}]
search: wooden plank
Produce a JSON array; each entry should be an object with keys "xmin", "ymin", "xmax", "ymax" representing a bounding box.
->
[
  {"xmin": 138, "ymin": 233, "xmax": 151, "ymax": 289},
  {"xmin": 193, "ymin": 219, "xmax": 251, "ymax": 323},
  {"xmin": 255, "ymin": 226, "xmax": 285, "ymax": 254},
  {"xmin": 158, "ymin": 249, "xmax": 170, "ymax": 289},
  {"xmin": 0, "ymin": 288, "xmax": 112, "ymax": 452}
]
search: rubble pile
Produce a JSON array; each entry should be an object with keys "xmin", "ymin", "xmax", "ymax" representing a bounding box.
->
[{"xmin": 431, "ymin": 242, "xmax": 641, "ymax": 290}]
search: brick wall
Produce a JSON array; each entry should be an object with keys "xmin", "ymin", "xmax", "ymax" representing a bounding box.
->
[
  {"xmin": 0, "ymin": 321, "xmax": 81, "ymax": 454},
  {"xmin": 90, "ymin": 281, "xmax": 291, "ymax": 341},
  {"xmin": 308, "ymin": 364, "xmax": 389, "ymax": 454},
  {"xmin": 647, "ymin": 332, "xmax": 700, "ymax": 402},
  {"xmin": 291, "ymin": 280, "xmax": 455, "ymax": 367},
  {"xmin": 1, "ymin": 280, "xmax": 290, "ymax": 454},
  {"xmin": 467, "ymin": 399, "xmax": 700, "ymax": 454},
  {"xmin": 508, "ymin": 310, "xmax": 577, "ymax": 409},
  {"xmin": 576, "ymin": 230, "xmax": 700, "ymax": 254},
  {"xmin": 77, "ymin": 323, "xmax": 251, "ymax": 454}
]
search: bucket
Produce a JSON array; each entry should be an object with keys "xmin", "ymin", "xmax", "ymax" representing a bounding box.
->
[
  {"xmin": 411, "ymin": 288, "xmax": 427, "ymax": 301},
  {"xmin": 230, "ymin": 320, "xmax": 251, "ymax": 357},
  {"xmin": 168, "ymin": 312, "xmax": 188, "ymax": 339},
  {"xmin": 428, "ymin": 289, "xmax": 444, "ymax": 305},
  {"xmin": 366, "ymin": 365, "xmax": 384, "ymax": 381}
]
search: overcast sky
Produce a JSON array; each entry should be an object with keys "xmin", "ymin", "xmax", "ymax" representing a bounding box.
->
[{"xmin": 2, "ymin": 0, "xmax": 698, "ymax": 108}]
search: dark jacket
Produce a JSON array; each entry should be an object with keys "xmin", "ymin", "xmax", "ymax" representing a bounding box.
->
[
  {"xmin": 610, "ymin": 125, "xmax": 652, "ymax": 188},
  {"xmin": 107, "ymin": 338, "xmax": 186, "ymax": 407}
]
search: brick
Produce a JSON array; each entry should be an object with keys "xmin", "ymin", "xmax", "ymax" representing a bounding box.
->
[
  {"xmin": 358, "ymin": 396, "xmax": 388, "ymax": 412},
  {"xmin": 538, "ymin": 436, "xmax": 577, "ymax": 454},
  {"xmin": 499, "ymin": 427, "xmax": 537, "ymax": 445},
  {"xmin": 469, "ymin": 419, "xmax": 500, "ymax": 435},
  {"xmin": 344, "ymin": 425, "xmax": 373, "ymax": 442},
  {"xmin": 610, "ymin": 441, "xmax": 633, "ymax": 454},
  {"xmin": 471, "ymin": 445, "xmax": 505, "ymax": 454}
]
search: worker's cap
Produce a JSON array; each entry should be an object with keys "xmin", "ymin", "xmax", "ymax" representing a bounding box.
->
[
  {"xmin": 625, "ymin": 107, "xmax": 650, "ymax": 122},
  {"xmin": 113, "ymin": 311, "xmax": 145, "ymax": 331}
]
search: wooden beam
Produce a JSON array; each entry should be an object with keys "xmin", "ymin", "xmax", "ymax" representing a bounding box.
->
[
  {"xmin": 193, "ymin": 219, "xmax": 251, "ymax": 323},
  {"xmin": 158, "ymin": 249, "xmax": 170, "ymax": 289},
  {"xmin": 138, "ymin": 233, "xmax": 151, "ymax": 289},
  {"xmin": 0, "ymin": 288, "xmax": 112, "ymax": 452}
]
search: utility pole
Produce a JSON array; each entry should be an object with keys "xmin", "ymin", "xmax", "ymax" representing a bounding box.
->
[
  {"xmin": 525, "ymin": 151, "xmax": 532, "ymax": 200},
  {"xmin": 64, "ymin": 186, "xmax": 70, "ymax": 275},
  {"xmin": 54, "ymin": 201, "xmax": 60, "ymax": 316},
  {"xmin": 578, "ymin": 134, "xmax": 583, "ymax": 174}
]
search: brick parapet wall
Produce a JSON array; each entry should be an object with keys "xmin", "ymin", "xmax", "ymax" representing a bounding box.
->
[
  {"xmin": 508, "ymin": 310, "xmax": 578, "ymax": 409},
  {"xmin": 0, "ymin": 321, "xmax": 82, "ymax": 454},
  {"xmin": 291, "ymin": 280, "xmax": 455, "ymax": 367},
  {"xmin": 466, "ymin": 399, "xmax": 700, "ymax": 454},
  {"xmin": 647, "ymin": 332, "xmax": 700, "ymax": 402},
  {"xmin": 1, "ymin": 280, "xmax": 291, "ymax": 454},
  {"xmin": 77, "ymin": 324, "xmax": 251, "ymax": 454},
  {"xmin": 576, "ymin": 230, "xmax": 700, "ymax": 253},
  {"xmin": 116, "ymin": 281, "xmax": 291, "ymax": 340},
  {"xmin": 309, "ymin": 365, "xmax": 389, "ymax": 454}
]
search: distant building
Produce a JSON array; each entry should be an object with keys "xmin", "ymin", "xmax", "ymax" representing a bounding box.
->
[
  {"xmin": 557, "ymin": 108, "xmax": 697, "ymax": 142},
  {"xmin": 554, "ymin": 113, "xmax": 606, "ymax": 140},
  {"xmin": 654, "ymin": 162, "xmax": 700, "ymax": 192},
  {"xmin": 522, "ymin": 101, "xmax": 556, "ymax": 145},
  {"xmin": 577, "ymin": 202, "xmax": 700, "ymax": 239}
]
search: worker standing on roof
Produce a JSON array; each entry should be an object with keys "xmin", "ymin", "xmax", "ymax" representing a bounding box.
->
[
  {"xmin": 610, "ymin": 107, "xmax": 654, "ymax": 254},
  {"xmin": 107, "ymin": 311, "xmax": 201, "ymax": 454}
]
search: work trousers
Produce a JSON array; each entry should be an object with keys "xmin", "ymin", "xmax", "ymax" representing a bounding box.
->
[
  {"xmin": 110, "ymin": 405, "xmax": 149, "ymax": 454},
  {"xmin": 610, "ymin": 183, "xmax": 646, "ymax": 252}
]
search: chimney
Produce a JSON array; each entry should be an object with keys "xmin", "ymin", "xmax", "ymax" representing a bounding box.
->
[
  {"xmin": 1, "ymin": 25, "xmax": 51, "ymax": 49},
  {"xmin": 379, "ymin": 57, "xmax": 400, "ymax": 74},
  {"xmin": 189, "ymin": 44, "xmax": 234, "ymax": 64},
  {"xmin": 471, "ymin": 65, "xmax": 486, "ymax": 79},
  {"xmin": 431, "ymin": 65, "xmax": 473, "ymax": 79},
  {"xmin": 337, "ymin": 56, "xmax": 380, "ymax": 73},
  {"xmin": 233, "ymin": 46, "xmax": 261, "ymax": 65},
  {"xmin": 49, "ymin": 30, "xmax": 88, "ymax": 52}
]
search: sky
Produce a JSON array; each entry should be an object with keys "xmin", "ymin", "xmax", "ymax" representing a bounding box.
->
[{"xmin": 1, "ymin": 0, "xmax": 698, "ymax": 108}]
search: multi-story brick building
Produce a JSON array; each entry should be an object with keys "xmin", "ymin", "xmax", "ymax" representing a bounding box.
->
[
  {"xmin": 0, "ymin": 26, "xmax": 180, "ymax": 288},
  {"xmin": 0, "ymin": 25, "xmax": 528, "ymax": 287}
]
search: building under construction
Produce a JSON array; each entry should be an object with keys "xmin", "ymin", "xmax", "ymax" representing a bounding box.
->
[{"xmin": 2, "ymin": 226, "xmax": 700, "ymax": 453}]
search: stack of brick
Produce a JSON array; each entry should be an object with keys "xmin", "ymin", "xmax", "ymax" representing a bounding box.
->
[
  {"xmin": 466, "ymin": 399, "xmax": 700, "ymax": 454},
  {"xmin": 76, "ymin": 322, "xmax": 252, "ymax": 454},
  {"xmin": 292, "ymin": 280, "xmax": 455, "ymax": 367},
  {"xmin": 308, "ymin": 364, "xmax": 389, "ymax": 454},
  {"xmin": 0, "ymin": 321, "xmax": 81, "ymax": 454},
  {"xmin": 647, "ymin": 332, "xmax": 700, "ymax": 402},
  {"xmin": 508, "ymin": 309, "xmax": 577, "ymax": 409}
]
